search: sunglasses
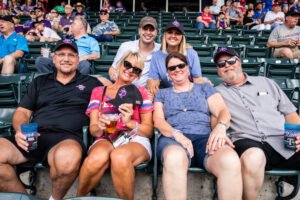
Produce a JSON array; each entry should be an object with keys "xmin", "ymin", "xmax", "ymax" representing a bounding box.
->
[
  {"xmin": 123, "ymin": 60, "xmax": 142, "ymax": 75},
  {"xmin": 167, "ymin": 63, "xmax": 186, "ymax": 71},
  {"xmin": 217, "ymin": 57, "xmax": 239, "ymax": 68}
]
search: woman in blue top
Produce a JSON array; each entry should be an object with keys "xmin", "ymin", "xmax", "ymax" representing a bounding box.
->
[
  {"xmin": 147, "ymin": 20, "xmax": 204, "ymax": 97},
  {"xmin": 154, "ymin": 52, "xmax": 242, "ymax": 200}
]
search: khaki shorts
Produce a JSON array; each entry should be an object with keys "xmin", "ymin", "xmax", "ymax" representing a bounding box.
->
[{"xmin": 273, "ymin": 47, "xmax": 300, "ymax": 58}]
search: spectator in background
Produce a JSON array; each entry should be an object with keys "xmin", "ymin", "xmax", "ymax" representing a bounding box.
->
[
  {"xmin": 21, "ymin": 0, "xmax": 34, "ymax": 15},
  {"xmin": 35, "ymin": 16, "xmax": 100, "ymax": 74},
  {"xmin": 196, "ymin": 6, "xmax": 216, "ymax": 30},
  {"xmin": 91, "ymin": 9, "xmax": 120, "ymax": 42},
  {"xmin": 253, "ymin": 1, "xmax": 268, "ymax": 24},
  {"xmin": 244, "ymin": 8, "xmax": 266, "ymax": 30},
  {"xmin": 102, "ymin": 0, "xmax": 113, "ymax": 12},
  {"xmin": 264, "ymin": 2, "xmax": 285, "ymax": 30},
  {"xmin": 10, "ymin": 0, "xmax": 23, "ymax": 16},
  {"xmin": 26, "ymin": 21, "xmax": 61, "ymax": 42},
  {"xmin": 35, "ymin": 0, "xmax": 46, "ymax": 13},
  {"xmin": 115, "ymin": 1, "xmax": 126, "ymax": 13},
  {"xmin": 0, "ymin": 39, "xmax": 103, "ymax": 200},
  {"xmin": 290, "ymin": 1, "xmax": 300, "ymax": 13},
  {"xmin": 54, "ymin": 0, "xmax": 66, "ymax": 14},
  {"xmin": 108, "ymin": 16, "xmax": 160, "ymax": 87},
  {"xmin": 147, "ymin": 20, "xmax": 204, "ymax": 97},
  {"xmin": 247, "ymin": 3, "xmax": 254, "ymax": 10},
  {"xmin": 281, "ymin": 3, "xmax": 289, "ymax": 15},
  {"xmin": 216, "ymin": 12, "xmax": 231, "ymax": 29},
  {"xmin": 225, "ymin": 0, "xmax": 232, "ymax": 11},
  {"xmin": 23, "ymin": 10, "xmax": 36, "ymax": 33},
  {"xmin": 58, "ymin": 4, "xmax": 74, "ymax": 33},
  {"xmin": 209, "ymin": 0, "xmax": 220, "ymax": 15},
  {"xmin": 12, "ymin": 15, "xmax": 24, "ymax": 35},
  {"xmin": 74, "ymin": 2, "xmax": 86, "ymax": 18},
  {"xmin": 32, "ymin": 7, "xmax": 51, "ymax": 28},
  {"xmin": 267, "ymin": 11, "xmax": 300, "ymax": 59},
  {"xmin": 264, "ymin": 0, "xmax": 273, "ymax": 11},
  {"xmin": 226, "ymin": 0, "xmax": 243, "ymax": 25},
  {"xmin": 0, "ymin": 15, "xmax": 28, "ymax": 74},
  {"xmin": 46, "ymin": 9, "xmax": 61, "ymax": 31}
]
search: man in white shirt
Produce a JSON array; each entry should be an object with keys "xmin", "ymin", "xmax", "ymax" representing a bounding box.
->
[
  {"xmin": 108, "ymin": 16, "xmax": 160, "ymax": 87},
  {"xmin": 26, "ymin": 21, "xmax": 61, "ymax": 42},
  {"xmin": 210, "ymin": 0, "xmax": 221, "ymax": 15},
  {"xmin": 264, "ymin": 2, "xmax": 285, "ymax": 30}
]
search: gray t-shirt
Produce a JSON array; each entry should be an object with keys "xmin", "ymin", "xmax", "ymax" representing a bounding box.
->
[
  {"xmin": 217, "ymin": 75, "xmax": 297, "ymax": 159},
  {"xmin": 268, "ymin": 24, "xmax": 300, "ymax": 51},
  {"xmin": 155, "ymin": 83, "xmax": 217, "ymax": 135}
]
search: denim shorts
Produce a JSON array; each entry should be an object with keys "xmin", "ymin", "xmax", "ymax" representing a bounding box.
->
[{"xmin": 157, "ymin": 134, "xmax": 209, "ymax": 169}]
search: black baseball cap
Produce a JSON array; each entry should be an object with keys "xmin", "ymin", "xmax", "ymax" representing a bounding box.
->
[
  {"xmin": 213, "ymin": 47, "xmax": 239, "ymax": 63},
  {"xmin": 54, "ymin": 39, "xmax": 78, "ymax": 53},
  {"xmin": 0, "ymin": 15, "xmax": 14, "ymax": 24},
  {"xmin": 285, "ymin": 11, "xmax": 299, "ymax": 17},
  {"xmin": 108, "ymin": 85, "xmax": 143, "ymax": 108},
  {"xmin": 164, "ymin": 20, "xmax": 185, "ymax": 35}
]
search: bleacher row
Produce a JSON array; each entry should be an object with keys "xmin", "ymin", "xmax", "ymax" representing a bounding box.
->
[{"xmin": 0, "ymin": 11, "xmax": 300, "ymax": 200}]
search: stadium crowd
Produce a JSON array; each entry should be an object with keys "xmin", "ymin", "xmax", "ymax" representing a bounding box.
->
[{"xmin": 0, "ymin": 0, "xmax": 299, "ymax": 200}]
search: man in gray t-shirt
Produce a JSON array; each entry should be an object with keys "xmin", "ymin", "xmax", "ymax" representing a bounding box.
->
[
  {"xmin": 213, "ymin": 47, "xmax": 300, "ymax": 200},
  {"xmin": 267, "ymin": 11, "xmax": 300, "ymax": 59}
]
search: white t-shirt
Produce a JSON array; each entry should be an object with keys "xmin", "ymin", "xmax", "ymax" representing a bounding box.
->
[
  {"xmin": 264, "ymin": 11, "xmax": 285, "ymax": 24},
  {"xmin": 112, "ymin": 40, "xmax": 161, "ymax": 87},
  {"xmin": 43, "ymin": 27, "xmax": 61, "ymax": 40},
  {"xmin": 209, "ymin": 5, "xmax": 220, "ymax": 15}
]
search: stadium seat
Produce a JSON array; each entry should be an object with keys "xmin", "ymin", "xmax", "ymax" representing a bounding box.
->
[
  {"xmin": 231, "ymin": 36, "xmax": 253, "ymax": 45},
  {"xmin": 254, "ymin": 37, "xmax": 269, "ymax": 46},
  {"xmin": 201, "ymin": 29, "xmax": 220, "ymax": 36},
  {"xmin": 103, "ymin": 42, "xmax": 122, "ymax": 56},
  {"xmin": 240, "ymin": 58, "xmax": 264, "ymax": 76},
  {"xmin": 91, "ymin": 55, "xmax": 115, "ymax": 78},
  {"xmin": 115, "ymin": 34, "xmax": 134, "ymax": 42},
  {"xmin": 193, "ymin": 44, "xmax": 215, "ymax": 57},
  {"xmin": 221, "ymin": 29, "xmax": 241, "ymax": 37},
  {"xmin": 242, "ymin": 29, "xmax": 260, "ymax": 37},
  {"xmin": 207, "ymin": 35, "xmax": 229, "ymax": 45},
  {"xmin": 266, "ymin": 59, "xmax": 297, "ymax": 79},
  {"xmin": 23, "ymin": 57, "xmax": 38, "ymax": 73},
  {"xmin": 245, "ymin": 45, "xmax": 270, "ymax": 58},
  {"xmin": 185, "ymin": 34, "xmax": 206, "ymax": 43},
  {"xmin": 199, "ymin": 57, "xmax": 217, "ymax": 76},
  {"xmin": 0, "ymin": 107, "xmax": 15, "ymax": 137}
]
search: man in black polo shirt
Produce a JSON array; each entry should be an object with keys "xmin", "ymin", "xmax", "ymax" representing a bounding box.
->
[{"xmin": 0, "ymin": 39, "xmax": 102, "ymax": 200}]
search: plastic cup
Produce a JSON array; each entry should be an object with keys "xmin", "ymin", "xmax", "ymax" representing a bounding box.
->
[
  {"xmin": 104, "ymin": 114, "xmax": 119, "ymax": 134},
  {"xmin": 21, "ymin": 123, "xmax": 38, "ymax": 151},
  {"xmin": 41, "ymin": 47, "xmax": 50, "ymax": 58},
  {"xmin": 284, "ymin": 123, "xmax": 300, "ymax": 150}
]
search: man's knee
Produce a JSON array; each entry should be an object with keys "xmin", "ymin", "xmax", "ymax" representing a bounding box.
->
[
  {"xmin": 240, "ymin": 148, "xmax": 266, "ymax": 174},
  {"xmin": 163, "ymin": 146, "xmax": 189, "ymax": 170},
  {"xmin": 35, "ymin": 56, "xmax": 54, "ymax": 73},
  {"xmin": 50, "ymin": 140, "xmax": 82, "ymax": 175},
  {"xmin": 3, "ymin": 55, "xmax": 16, "ymax": 65}
]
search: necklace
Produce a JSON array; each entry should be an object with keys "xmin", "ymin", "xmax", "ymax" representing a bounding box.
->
[{"xmin": 173, "ymin": 82, "xmax": 193, "ymax": 112}]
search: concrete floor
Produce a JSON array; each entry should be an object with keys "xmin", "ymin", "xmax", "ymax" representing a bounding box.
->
[{"xmin": 19, "ymin": 169, "xmax": 300, "ymax": 200}]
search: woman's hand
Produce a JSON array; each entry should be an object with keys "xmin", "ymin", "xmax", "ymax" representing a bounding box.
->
[
  {"xmin": 174, "ymin": 132, "xmax": 194, "ymax": 158},
  {"xmin": 98, "ymin": 113, "xmax": 111, "ymax": 130},
  {"xmin": 119, "ymin": 103, "xmax": 133, "ymax": 126},
  {"xmin": 206, "ymin": 124, "xmax": 234, "ymax": 155}
]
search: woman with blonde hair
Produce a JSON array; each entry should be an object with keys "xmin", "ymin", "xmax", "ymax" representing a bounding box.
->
[
  {"xmin": 77, "ymin": 51, "xmax": 154, "ymax": 200},
  {"xmin": 147, "ymin": 20, "xmax": 204, "ymax": 97}
]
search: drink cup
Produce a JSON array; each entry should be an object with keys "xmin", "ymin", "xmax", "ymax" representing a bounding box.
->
[
  {"xmin": 21, "ymin": 123, "xmax": 38, "ymax": 151},
  {"xmin": 284, "ymin": 123, "xmax": 300, "ymax": 150},
  {"xmin": 104, "ymin": 114, "xmax": 119, "ymax": 134},
  {"xmin": 41, "ymin": 47, "xmax": 50, "ymax": 58}
]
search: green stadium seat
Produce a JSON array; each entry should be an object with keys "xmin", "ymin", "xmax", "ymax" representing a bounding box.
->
[
  {"xmin": 242, "ymin": 29, "xmax": 260, "ymax": 37},
  {"xmin": 231, "ymin": 36, "xmax": 253, "ymax": 45},
  {"xmin": 193, "ymin": 44, "xmax": 215, "ymax": 57},
  {"xmin": 0, "ymin": 108, "xmax": 15, "ymax": 137},
  {"xmin": 185, "ymin": 34, "xmax": 206, "ymax": 44},
  {"xmin": 245, "ymin": 45, "xmax": 270, "ymax": 58},
  {"xmin": 103, "ymin": 42, "xmax": 121, "ymax": 56},
  {"xmin": 207, "ymin": 35, "xmax": 229, "ymax": 45},
  {"xmin": 23, "ymin": 57, "xmax": 37, "ymax": 73},
  {"xmin": 201, "ymin": 29, "xmax": 220, "ymax": 36},
  {"xmin": 91, "ymin": 55, "xmax": 115, "ymax": 77},
  {"xmin": 115, "ymin": 34, "xmax": 134, "ymax": 42},
  {"xmin": 200, "ymin": 57, "xmax": 217, "ymax": 76},
  {"xmin": 254, "ymin": 37, "xmax": 269, "ymax": 46},
  {"xmin": 240, "ymin": 58, "xmax": 264, "ymax": 76},
  {"xmin": 221, "ymin": 29, "xmax": 241, "ymax": 37},
  {"xmin": 266, "ymin": 58, "xmax": 297, "ymax": 79}
]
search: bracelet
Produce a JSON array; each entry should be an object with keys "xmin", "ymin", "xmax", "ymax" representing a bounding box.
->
[
  {"xmin": 217, "ymin": 121, "xmax": 227, "ymax": 128},
  {"xmin": 171, "ymin": 129, "xmax": 181, "ymax": 139}
]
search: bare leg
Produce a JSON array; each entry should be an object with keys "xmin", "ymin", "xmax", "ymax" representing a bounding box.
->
[
  {"xmin": 47, "ymin": 139, "xmax": 82, "ymax": 200},
  {"xmin": 0, "ymin": 138, "xmax": 28, "ymax": 193},
  {"xmin": 162, "ymin": 145, "xmax": 189, "ymax": 200},
  {"xmin": 280, "ymin": 48, "xmax": 294, "ymax": 59},
  {"xmin": 240, "ymin": 148, "xmax": 266, "ymax": 200},
  {"xmin": 1, "ymin": 55, "xmax": 16, "ymax": 74},
  {"xmin": 206, "ymin": 146, "xmax": 242, "ymax": 200},
  {"xmin": 110, "ymin": 142, "xmax": 150, "ymax": 200},
  {"xmin": 77, "ymin": 140, "xmax": 114, "ymax": 196}
]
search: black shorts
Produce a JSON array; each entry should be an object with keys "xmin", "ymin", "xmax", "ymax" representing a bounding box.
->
[
  {"xmin": 234, "ymin": 139, "xmax": 300, "ymax": 171},
  {"xmin": 5, "ymin": 132, "xmax": 86, "ymax": 167}
]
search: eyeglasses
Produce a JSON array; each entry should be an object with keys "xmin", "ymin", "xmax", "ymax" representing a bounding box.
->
[
  {"xmin": 167, "ymin": 63, "xmax": 186, "ymax": 71},
  {"xmin": 123, "ymin": 60, "xmax": 142, "ymax": 75},
  {"xmin": 55, "ymin": 52, "xmax": 78, "ymax": 59},
  {"xmin": 217, "ymin": 57, "xmax": 239, "ymax": 68},
  {"xmin": 99, "ymin": 12, "xmax": 108, "ymax": 15}
]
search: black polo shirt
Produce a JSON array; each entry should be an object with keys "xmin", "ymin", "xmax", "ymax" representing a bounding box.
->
[{"xmin": 19, "ymin": 71, "xmax": 102, "ymax": 137}]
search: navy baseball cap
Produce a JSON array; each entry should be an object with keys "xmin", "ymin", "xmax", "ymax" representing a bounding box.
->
[
  {"xmin": 164, "ymin": 20, "xmax": 185, "ymax": 35},
  {"xmin": 108, "ymin": 85, "xmax": 143, "ymax": 108},
  {"xmin": 0, "ymin": 15, "xmax": 14, "ymax": 24},
  {"xmin": 213, "ymin": 47, "xmax": 239, "ymax": 63},
  {"xmin": 54, "ymin": 39, "xmax": 78, "ymax": 53}
]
